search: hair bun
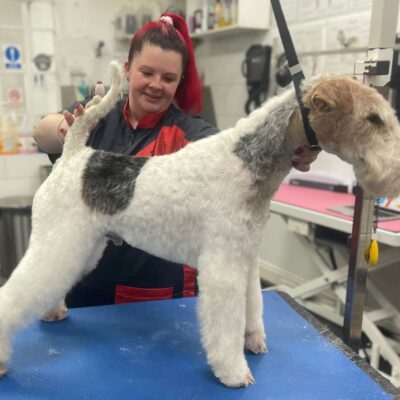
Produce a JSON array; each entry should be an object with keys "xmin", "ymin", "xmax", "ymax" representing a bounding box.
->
[{"xmin": 159, "ymin": 15, "xmax": 173, "ymax": 25}]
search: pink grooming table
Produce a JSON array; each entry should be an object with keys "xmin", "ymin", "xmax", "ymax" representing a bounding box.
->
[{"xmin": 272, "ymin": 184, "xmax": 400, "ymax": 246}]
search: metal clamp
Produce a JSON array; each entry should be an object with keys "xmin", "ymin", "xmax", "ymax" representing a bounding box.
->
[{"xmin": 354, "ymin": 48, "xmax": 393, "ymax": 86}]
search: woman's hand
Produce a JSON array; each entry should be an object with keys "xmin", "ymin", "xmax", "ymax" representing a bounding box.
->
[
  {"xmin": 58, "ymin": 103, "xmax": 84, "ymax": 143},
  {"xmin": 65, "ymin": 103, "xmax": 84, "ymax": 124},
  {"xmin": 59, "ymin": 81, "xmax": 105, "ymax": 143},
  {"xmin": 291, "ymin": 146, "xmax": 320, "ymax": 172}
]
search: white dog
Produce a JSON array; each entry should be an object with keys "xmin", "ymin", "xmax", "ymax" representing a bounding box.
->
[{"xmin": 0, "ymin": 61, "xmax": 399, "ymax": 387}]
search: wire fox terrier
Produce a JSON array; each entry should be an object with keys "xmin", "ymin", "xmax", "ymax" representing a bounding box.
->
[{"xmin": 0, "ymin": 62, "xmax": 400, "ymax": 387}]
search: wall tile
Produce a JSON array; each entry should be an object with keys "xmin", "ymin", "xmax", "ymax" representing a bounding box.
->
[
  {"xmin": 3, "ymin": 154, "xmax": 50, "ymax": 179},
  {"xmin": 198, "ymin": 53, "xmax": 248, "ymax": 86},
  {"xmin": 216, "ymin": 114, "xmax": 241, "ymax": 131},
  {"xmin": 210, "ymin": 84, "xmax": 248, "ymax": 121},
  {"xmin": 0, "ymin": 178, "xmax": 37, "ymax": 199},
  {"xmin": 0, "ymin": 154, "xmax": 50, "ymax": 198},
  {"xmin": 0, "ymin": 157, "xmax": 6, "ymax": 179}
]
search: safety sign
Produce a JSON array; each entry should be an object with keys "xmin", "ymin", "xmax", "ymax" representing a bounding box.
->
[
  {"xmin": 7, "ymin": 88, "xmax": 23, "ymax": 106},
  {"xmin": 4, "ymin": 45, "xmax": 22, "ymax": 69}
]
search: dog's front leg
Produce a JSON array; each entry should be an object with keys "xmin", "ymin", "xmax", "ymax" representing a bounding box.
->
[
  {"xmin": 245, "ymin": 264, "xmax": 267, "ymax": 354},
  {"xmin": 197, "ymin": 252, "xmax": 254, "ymax": 388},
  {"xmin": 41, "ymin": 300, "xmax": 68, "ymax": 322}
]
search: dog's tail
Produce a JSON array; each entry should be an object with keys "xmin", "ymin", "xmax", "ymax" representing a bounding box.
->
[{"xmin": 62, "ymin": 61, "xmax": 123, "ymax": 157}]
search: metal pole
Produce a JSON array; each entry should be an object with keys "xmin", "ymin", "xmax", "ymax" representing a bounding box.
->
[
  {"xmin": 343, "ymin": 0, "xmax": 399, "ymax": 350},
  {"xmin": 343, "ymin": 187, "xmax": 375, "ymax": 350}
]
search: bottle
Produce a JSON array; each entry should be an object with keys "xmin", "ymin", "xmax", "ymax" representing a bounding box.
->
[
  {"xmin": 231, "ymin": 0, "xmax": 237, "ymax": 25},
  {"xmin": 0, "ymin": 114, "xmax": 19, "ymax": 154},
  {"xmin": 194, "ymin": 9, "xmax": 203, "ymax": 32},
  {"xmin": 224, "ymin": 0, "xmax": 232, "ymax": 26},
  {"xmin": 78, "ymin": 79, "xmax": 88, "ymax": 100},
  {"xmin": 0, "ymin": 114, "xmax": 4, "ymax": 154},
  {"xmin": 17, "ymin": 115, "xmax": 37, "ymax": 154},
  {"xmin": 214, "ymin": 0, "xmax": 223, "ymax": 29},
  {"xmin": 208, "ymin": 5, "xmax": 215, "ymax": 30}
]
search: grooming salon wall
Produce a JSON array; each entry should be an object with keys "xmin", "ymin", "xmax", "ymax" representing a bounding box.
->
[
  {"xmin": 1, "ymin": 0, "xmax": 400, "ymax": 256},
  {"xmin": 0, "ymin": 0, "xmax": 185, "ymax": 198},
  {"xmin": 1, "ymin": 0, "xmax": 398, "ymax": 196}
]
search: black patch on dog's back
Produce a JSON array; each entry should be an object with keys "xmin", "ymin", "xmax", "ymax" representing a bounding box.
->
[{"xmin": 82, "ymin": 151, "xmax": 149, "ymax": 215}]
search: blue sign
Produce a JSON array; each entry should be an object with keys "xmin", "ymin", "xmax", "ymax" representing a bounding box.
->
[{"xmin": 4, "ymin": 45, "xmax": 22, "ymax": 69}]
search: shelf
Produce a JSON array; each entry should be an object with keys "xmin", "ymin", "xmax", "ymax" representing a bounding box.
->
[
  {"xmin": 0, "ymin": 69, "xmax": 26, "ymax": 74},
  {"xmin": 189, "ymin": 24, "xmax": 268, "ymax": 40},
  {"xmin": 0, "ymin": 24, "xmax": 23, "ymax": 30}
]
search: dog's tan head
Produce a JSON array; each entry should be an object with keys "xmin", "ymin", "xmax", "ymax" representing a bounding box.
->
[{"xmin": 303, "ymin": 75, "xmax": 400, "ymax": 198}]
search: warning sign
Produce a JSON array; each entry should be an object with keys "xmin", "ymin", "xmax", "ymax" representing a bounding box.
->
[
  {"xmin": 7, "ymin": 88, "xmax": 23, "ymax": 106},
  {"xmin": 4, "ymin": 45, "xmax": 22, "ymax": 69}
]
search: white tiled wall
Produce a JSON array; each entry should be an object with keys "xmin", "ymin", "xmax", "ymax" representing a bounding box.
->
[
  {"xmin": 194, "ymin": 2, "xmax": 382, "ymax": 182},
  {"xmin": 0, "ymin": 154, "xmax": 51, "ymax": 199},
  {"xmin": 195, "ymin": 31, "xmax": 270, "ymax": 130},
  {"xmin": 193, "ymin": 0, "xmax": 396, "ymax": 283}
]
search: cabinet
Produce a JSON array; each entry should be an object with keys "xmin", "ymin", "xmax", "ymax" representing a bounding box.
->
[
  {"xmin": 0, "ymin": 0, "xmax": 30, "ymax": 154},
  {"xmin": 186, "ymin": 0, "xmax": 270, "ymax": 39},
  {"xmin": 0, "ymin": 0, "xmax": 59, "ymax": 155}
]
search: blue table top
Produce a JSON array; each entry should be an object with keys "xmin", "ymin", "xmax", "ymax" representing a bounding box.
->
[{"xmin": 0, "ymin": 291, "xmax": 398, "ymax": 400}]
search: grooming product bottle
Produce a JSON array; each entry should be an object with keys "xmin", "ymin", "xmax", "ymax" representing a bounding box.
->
[
  {"xmin": 214, "ymin": 0, "xmax": 223, "ymax": 28},
  {"xmin": 0, "ymin": 114, "xmax": 19, "ymax": 154}
]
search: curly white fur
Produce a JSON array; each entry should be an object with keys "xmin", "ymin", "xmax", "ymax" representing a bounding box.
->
[{"xmin": 0, "ymin": 62, "xmax": 399, "ymax": 387}]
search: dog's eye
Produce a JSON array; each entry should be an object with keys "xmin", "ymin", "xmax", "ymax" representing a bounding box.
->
[{"xmin": 367, "ymin": 113, "xmax": 383, "ymax": 125}]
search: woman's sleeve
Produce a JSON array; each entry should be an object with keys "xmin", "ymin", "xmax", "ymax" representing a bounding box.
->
[{"xmin": 178, "ymin": 114, "xmax": 219, "ymax": 142}]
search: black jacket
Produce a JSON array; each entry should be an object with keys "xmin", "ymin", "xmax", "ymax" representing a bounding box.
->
[{"xmin": 48, "ymin": 100, "xmax": 218, "ymax": 307}]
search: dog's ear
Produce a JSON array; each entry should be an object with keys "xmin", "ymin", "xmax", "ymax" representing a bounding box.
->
[
  {"xmin": 305, "ymin": 77, "xmax": 353, "ymax": 114},
  {"xmin": 310, "ymin": 93, "xmax": 334, "ymax": 112}
]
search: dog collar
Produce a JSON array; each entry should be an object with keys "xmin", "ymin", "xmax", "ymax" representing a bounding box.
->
[{"xmin": 271, "ymin": 0, "xmax": 321, "ymax": 151}]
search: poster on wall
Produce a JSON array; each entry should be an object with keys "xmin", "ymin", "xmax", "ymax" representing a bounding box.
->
[
  {"xmin": 7, "ymin": 88, "xmax": 23, "ymax": 106},
  {"xmin": 297, "ymin": 0, "xmax": 349, "ymax": 20},
  {"xmin": 321, "ymin": 12, "xmax": 371, "ymax": 75},
  {"xmin": 326, "ymin": 12, "xmax": 371, "ymax": 50},
  {"xmin": 352, "ymin": 0, "xmax": 372, "ymax": 9},
  {"xmin": 3, "ymin": 45, "xmax": 22, "ymax": 70},
  {"xmin": 280, "ymin": 0, "xmax": 298, "ymax": 21}
]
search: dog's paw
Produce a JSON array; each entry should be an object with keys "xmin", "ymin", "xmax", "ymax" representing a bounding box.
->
[
  {"xmin": 212, "ymin": 357, "xmax": 255, "ymax": 388},
  {"xmin": 41, "ymin": 304, "xmax": 68, "ymax": 322},
  {"xmin": 217, "ymin": 366, "xmax": 255, "ymax": 388},
  {"xmin": 0, "ymin": 362, "xmax": 7, "ymax": 378},
  {"xmin": 245, "ymin": 330, "xmax": 268, "ymax": 354}
]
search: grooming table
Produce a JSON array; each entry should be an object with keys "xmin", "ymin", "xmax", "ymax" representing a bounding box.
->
[
  {"xmin": 270, "ymin": 184, "xmax": 400, "ymax": 384},
  {"xmin": 272, "ymin": 184, "xmax": 400, "ymax": 245},
  {"xmin": 1, "ymin": 292, "xmax": 398, "ymax": 399}
]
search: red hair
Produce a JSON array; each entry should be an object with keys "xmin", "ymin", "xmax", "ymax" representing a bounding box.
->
[{"xmin": 128, "ymin": 13, "xmax": 202, "ymax": 115}]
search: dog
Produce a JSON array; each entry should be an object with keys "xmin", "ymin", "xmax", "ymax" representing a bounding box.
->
[{"xmin": 0, "ymin": 61, "xmax": 399, "ymax": 388}]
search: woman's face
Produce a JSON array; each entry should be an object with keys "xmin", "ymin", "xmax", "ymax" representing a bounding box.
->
[{"xmin": 125, "ymin": 43, "xmax": 183, "ymax": 120}]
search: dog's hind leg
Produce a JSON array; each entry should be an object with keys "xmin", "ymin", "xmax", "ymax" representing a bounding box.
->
[
  {"xmin": 0, "ymin": 223, "xmax": 105, "ymax": 377},
  {"xmin": 244, "ymin": 264, "xmax": 267, "ymax": 354},
  {"xmin": 197, "ymin": 251, "xmax": 254, "ymax": 388}
]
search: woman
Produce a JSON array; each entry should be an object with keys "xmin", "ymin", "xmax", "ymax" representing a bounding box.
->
[{"xmin": 34, "ymin": 13, "xmax": 318, "ymax": 308}]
